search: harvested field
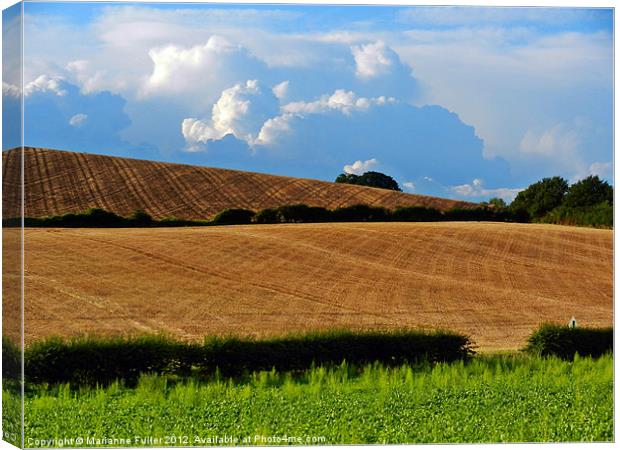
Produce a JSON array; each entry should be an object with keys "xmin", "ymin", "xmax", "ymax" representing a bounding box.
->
[
  {"xmin": 2, "ymin": 148, "xmax": 474, "ymax": 220},
  {"xmin": 16, "ymin": 221, "xmax": 612, "ymax": 351}
]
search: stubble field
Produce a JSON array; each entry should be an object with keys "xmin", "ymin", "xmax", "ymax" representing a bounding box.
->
[{"xmin": 12, "ymin": 221, "xmax": 612, "ymax": 351}]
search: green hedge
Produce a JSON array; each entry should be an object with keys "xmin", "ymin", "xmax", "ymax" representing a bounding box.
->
[
  {"xmin": 2, "ymin": 337, "xmax": 21, "ymax": 381},
  {"xmin": 391, "ymin": 206, "xmax": 444, "ymax": 222},
  {"xmin": 22, "ymin": 330, "xmax": 474, "ymax": 386},
  {"xmin": 538, "ymin": 202, "xmax": 612, "ymax": 228},
  {"xmin": 210, "ymin": 208, "xmax": 255, "ymax": 225},
  {"xmin": 25, "ymin": 335, "xmax": 198, "ymax": 386},
  {"xmin": 5, "ymin": 203, "xmax": 533, "ymax": 229},
  {"xmin": 524, "ymin": 323, "xmax": 613, "ymax": 359}
]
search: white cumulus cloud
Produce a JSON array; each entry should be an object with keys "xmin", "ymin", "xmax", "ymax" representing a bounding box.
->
[
  {"xmin": 24, "ymin": 75, "xmax": 67, "ymax": 97},
  {"xmin": 69, "ymin": 113, "xmax": 88, "ymax": 127},
  {"xmin": 351, "ymin": 41, "xmax": 396, "ymax": 79},
  {"xmin": 256, "ymin": 113, "xmax": 296, "ymax": 146},
  {"xmin": 343, "ymin": 158, "xmax": 378, "ymax": 175},
  {"xmin": 451, "ymin": 178, "xmax": 521, "ymax": 201},
  {"xmin": 403, "ymin": 182, "xmax": 415, "ymax": 192},
  {"xmin": 182, "ymin": 79, "xmax": 279, "ymax": 150},
  {"xmin": 66, "ymin": 60, "xmax": 126, "ymax": 95},
  {"xmin": 145, "ymin": 36, "xmax": 239, "ymax": 94},
  {"xmin": 283, "ymin": 89, "xmax": 395, "ymax": 115},
  {"xmin": 256, "ymin": 89, "xmax": 396, "ymax": 148},
  {"xmin": 272, "ymin": 80, "xmax": 289, "ymax": 100},
  {"xmin": 2, "ymin": 82, "xmax": 20, "ymax": 98}
]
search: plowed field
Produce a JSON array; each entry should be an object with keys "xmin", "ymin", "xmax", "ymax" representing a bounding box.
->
[
  {"xmin": 14, "ymin": 221, "xmax": 612, "ymax": 351},
  {"xmin": 2, "ymin": 148, "xmax": 473, "ymax": 220}
]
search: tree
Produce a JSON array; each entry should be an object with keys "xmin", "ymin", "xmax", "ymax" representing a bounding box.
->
[
  {"xmin": 210, "ymin": 208, "xmax": 255, "ymax": 225},
  {"xmin": 509, "ymin": 176, "xmax": 569, "ymax": 219},
  {"xmin": 335, "ymin": 171, "xmax": 401, "ymax": 191},
  {"xmin": 482, "ymin": 197, "xmax": 507, "ymax": 210},
  {"xmin": 335, "ymin": 173, "xmax": 359, "ymax": 185},
  {"xmin": 129, "ymin": 209, "xmax": 153, "ymax": 226},
  {"xmin": 562, "ymin": 175, "xmax": 613, "ymax": 208}
]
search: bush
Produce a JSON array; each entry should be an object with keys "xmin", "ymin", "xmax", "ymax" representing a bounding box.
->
[
  {"xmin": 524, "ymin": 323, "xmax": 613, "ymax": 360},
  {"xmin": 274, "ymin": 204, "xmax": 332, "ymax": 223},
  {"xmin": 157, "ymin": 217, "xmax": 210, "ymax": 227},
  {"xmin": 390, "ymin": 206, "xmax": 444, "ymax": 222},
  {"xmin": 210, "ymin": 208, "xmax": 255, "ymax": 225},
  {"xmin": 25, "ymin": 335, "xmax": 199, "ymax": 386},
  {"xmin": 2, "ymin": 337, "xmax": 21, "ymax": 381},
  {"xmin": 200, "ymin": 329, "xmax": 474, "ymax": 376},
  {"xmin": 18, "ymin": 208, "xmax": 129, "ymax": 227},
  {"xmin": 443, "ymin": 207, "xmax": 524, "ymax": 223},
  {"xmin": 24, "ymin": 330, "xmax": 474, "ymax": 385},
  {"xmin": 253, "ymin": 208, "xmax": 280, "ymax": 224},
  {"xmin": 129, "ymin": 209, "xmax": 153, "ymax": 226},
  {"xmin": 332, "ymin": 204, "xmax": 390, "ymax": 222},
  {"xmin": 539, "ymin": 202, "xmax": 612, "ymax": 228},
  {"xmin": 444, "ymin": 208, "xmax": 494, "ymax": 221}
]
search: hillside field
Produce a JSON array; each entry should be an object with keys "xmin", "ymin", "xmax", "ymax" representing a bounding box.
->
[
  {"xmin": 2, "ymin": 148, "xmax": 473, "ymax": 220},
  {"xmin": 9, "ymin": 221, "xmax": 612, "ymax": 351}
]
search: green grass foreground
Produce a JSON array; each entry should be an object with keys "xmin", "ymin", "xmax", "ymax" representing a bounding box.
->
[{"xmin": 6, "ymin": 353, "xmax": 613, "ymax": 446}]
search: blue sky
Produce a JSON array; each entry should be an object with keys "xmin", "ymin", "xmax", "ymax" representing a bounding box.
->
[{"xmin": 2, "ymin": 2, "xmax": 614, "ymax": 201}]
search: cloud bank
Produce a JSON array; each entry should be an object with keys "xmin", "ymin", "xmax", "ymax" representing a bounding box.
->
[{"xmin": 14, "ymin": 3, "xmax": 613, "ymax": 202}]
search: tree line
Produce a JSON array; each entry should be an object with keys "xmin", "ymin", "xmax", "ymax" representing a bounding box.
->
[
  {"xmin": 490, "ymin": 175, "xmax": 612, "ymax": 227},
  {"xmin": 335, "ymin": 169, "xmax": 612, "ymax": 228}
]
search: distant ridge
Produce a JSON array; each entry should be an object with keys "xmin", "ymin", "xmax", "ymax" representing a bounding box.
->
[{"xmin": 2, "ymin": 147, "xmax": 475, "ymax": 220}]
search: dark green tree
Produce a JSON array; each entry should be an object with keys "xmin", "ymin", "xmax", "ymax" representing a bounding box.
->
[
  {"xmin": 482, "ymin": 197, "xmax": 507, "ymax": 210},
  {"xmin": 129, "ymin": 209, "xmax": 153, "ymax": 226},
  {"xmin": 563, "ymin": 175, "xmax": 613, "ymax": 207},
  {"xmin": 510, "ymin": 176, "xmax": 569, "ymax": 219},
  {"xmin": 335, "ymin": 173, "xmax": 359, "ymax": 184},
  {"xmin": 335, "ymin": 171, "xmax": 401, "ymax": 191}
]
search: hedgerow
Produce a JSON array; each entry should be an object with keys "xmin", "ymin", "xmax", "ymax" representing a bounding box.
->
[
  {"xmin": 22, "ymin": 329, "xmax": 474, "ymax": 386},
  {"xmin": 524, "ymin": 323, "xmax": 613, "ymax": 359}
]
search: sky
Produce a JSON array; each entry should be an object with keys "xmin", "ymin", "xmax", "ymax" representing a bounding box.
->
[{"xmin": 2, "ymin": 2, "xmax": 614, "ymax": 201}]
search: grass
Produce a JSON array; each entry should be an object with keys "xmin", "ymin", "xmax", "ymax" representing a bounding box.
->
[{"xmin": 9, "ymin": 353, "xmax": 613, "ymax": 446}]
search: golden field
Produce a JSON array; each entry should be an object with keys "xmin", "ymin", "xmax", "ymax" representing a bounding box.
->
[
  {"xmin": 2, "ymin": 148, "xmax": 473, "ymax": 220},
  {"xmin": 6, "ymin": 221, "xmax": 612, "ymax": 351}
]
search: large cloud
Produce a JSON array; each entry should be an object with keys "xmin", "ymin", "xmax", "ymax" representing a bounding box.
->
[
  {"xmin": 182, "ymin": 80, "xmax": 279, "ymax": 150},
  {"xmin": 394, "ymin": 26, "xmax": 612, "ymax": 185},
  {"xmin": 142, "ymin": 36, "xmax": 270, "ymax": 104},
  {"xmin": 182, "ymin": 86, "xmax": 510, "ymax": 186}
]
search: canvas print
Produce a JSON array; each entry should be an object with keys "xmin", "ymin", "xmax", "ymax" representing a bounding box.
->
[{"xmin": 1, "ymin": 1, "xmax": 614, "ymax": 447}]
